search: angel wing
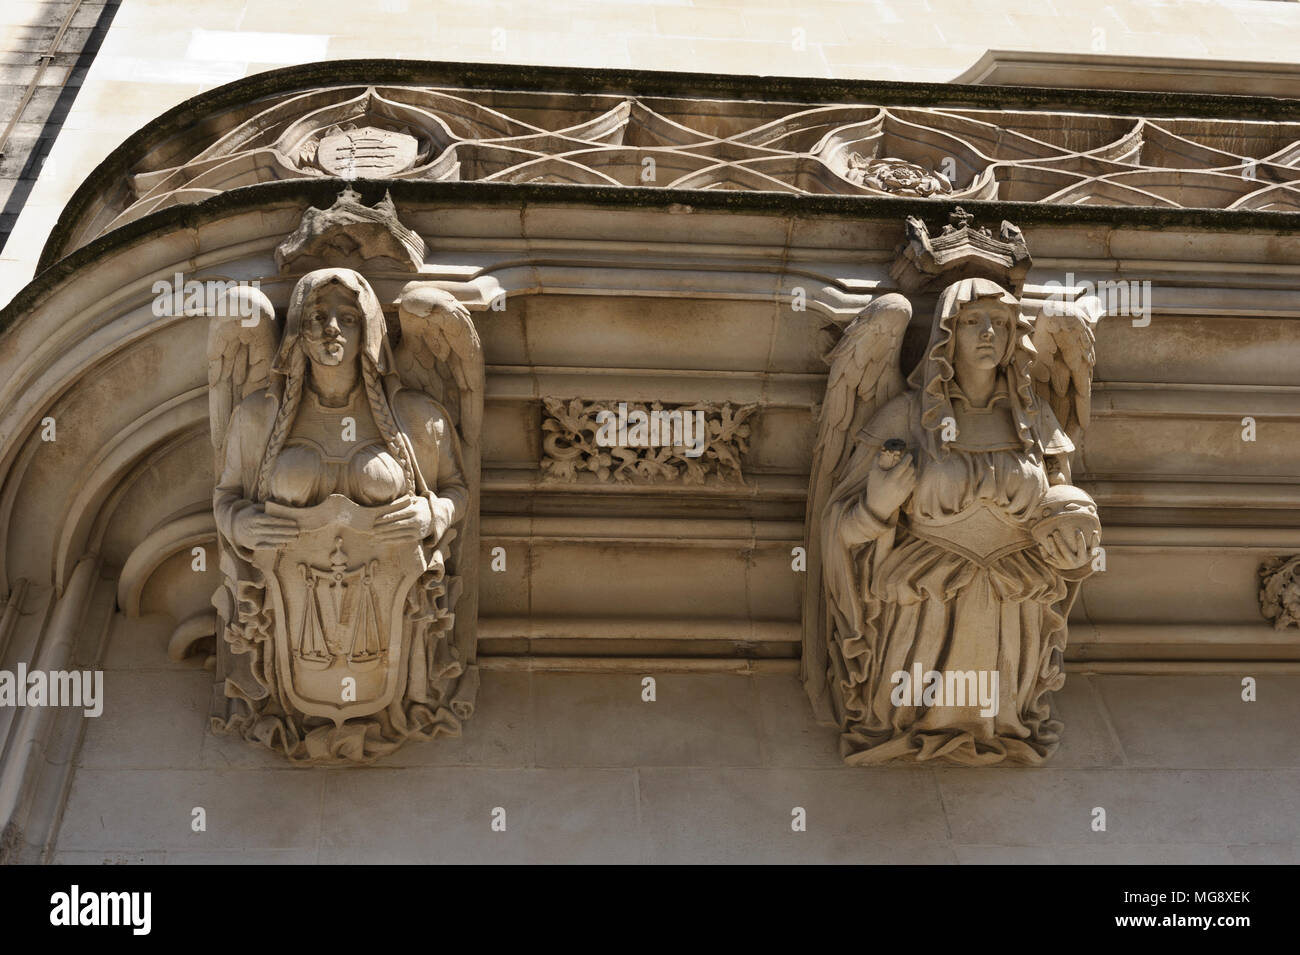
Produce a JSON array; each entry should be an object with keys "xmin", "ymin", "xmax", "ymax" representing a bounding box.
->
[
  {"xmin": 394, "ymin": 282, "xmax": 485, "ymax": 674},
  {"xmin": 808, "ymin": 293, "xmax": 912, "ymax": 505},
  {"xmin": 394, "ymin": 282, "xmax": 483, "ymax": 452},
  {"xmin": 207, "ymin": 284, "xmax": 280, "ymax": 471},
  {"xmin": 1029, "ymin": 295, "xmax": 1100, "ymax": 445},
  {"xmin": 801, "ymin": 293, "xmax": 912, "ymax": 720}
]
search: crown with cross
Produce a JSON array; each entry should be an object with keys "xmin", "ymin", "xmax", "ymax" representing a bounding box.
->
[{"xmin": 889, "ymin": 206, "xmax": 1032, "ymax": 295}]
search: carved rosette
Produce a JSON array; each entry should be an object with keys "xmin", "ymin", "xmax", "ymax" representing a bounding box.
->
[
  {"xmin": 540, "ymin": 397, "xmax": 756, "ymax": 485},
  {"xmin": 845, "ymin": 154, "xmax": 953, "ymax": 197}
]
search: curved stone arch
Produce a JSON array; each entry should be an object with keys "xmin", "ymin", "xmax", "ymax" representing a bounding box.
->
[
  {"xmin": 53, "ymin": 391, "xmax": 208, "ymax": 592},
  {"xmin": 0, "ymin": 333, "xmax": 210, "ymax": 596},
  {"xmin": 0, "ymin": 221, "xmax": 284, "ymax": 598},
  {"xmin": 2, "ymin": 123, "xmax": 1298, "ymax": 668},
  {"xmin": 117, "ymin": 509, "xmax": 216, "ymax": 618}
]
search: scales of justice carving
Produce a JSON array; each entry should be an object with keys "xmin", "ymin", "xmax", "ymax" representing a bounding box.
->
[
  {"xmin": 206, "ymin": 190, "xmax": 483, "ymax": 763},
  {"xmin": 803, "ymin": 210, "xmax": 1101, "ymax": 766}
]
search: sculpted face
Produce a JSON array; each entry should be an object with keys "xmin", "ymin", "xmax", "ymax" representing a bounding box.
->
[
  {"xmin": 301, "ymin": 280, "xmax": 363, "ymax": 368},
  {"xmin": 953, "ymin": 298, "xmax": 1013, "ymax": 370}
]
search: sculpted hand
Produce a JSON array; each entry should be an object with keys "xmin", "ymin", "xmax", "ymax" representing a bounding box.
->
[
  {"xmin": 231, "ymin": 504, "xmax": 298, "ymax": 550},
  {"xmin": 1041, "ymin": 527, "xmax": 1095, "ymax": 571},
  {"xmin": 866, "ymin": 450, "xmax": 916, "ymax": 523},
  {"xmin": 374, "ymin": 496, "xmax": 434, "ymax": 543}
]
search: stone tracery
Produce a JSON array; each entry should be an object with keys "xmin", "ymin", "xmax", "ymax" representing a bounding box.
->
[{"xmin": 98, "ymin": 85, "xmax": 1300, "ymax": 243}]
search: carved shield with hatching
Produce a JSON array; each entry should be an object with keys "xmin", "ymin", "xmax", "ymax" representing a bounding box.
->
[
  {"xmin": 316, "ymin": 126, "xmax": 419, "ymax": 177},
  {"xmin": 253, "ymin": 494, "xmax": 425, "ymax": 725}
]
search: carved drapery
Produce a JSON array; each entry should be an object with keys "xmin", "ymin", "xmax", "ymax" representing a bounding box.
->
[
  {"xmin": 802, "ymin": 212, "xmax": 1101, "ymax": 765},
  {"xmin": 206, "ymin": 193, "xmax": 484, "ymax": 764}
]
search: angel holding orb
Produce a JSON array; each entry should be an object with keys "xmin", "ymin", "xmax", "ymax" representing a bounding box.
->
[
  {"xmin": 206, "ymin": 267, "xmax": 482, "ymax": 763},
  {"xmin": 803, "ymin": 273, "xmax": 1101, "ymax": 766}
]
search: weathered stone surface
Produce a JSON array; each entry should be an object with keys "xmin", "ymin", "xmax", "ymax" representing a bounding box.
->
[
  {"xmin": 273, "ymin": 187, "xmax": 425, "ymax": 273},
  {"xmin": 206, "ymin": 233, "xmax": 484, "ymax": 763},
  {"xmin": 47, "ymin": 82, "xmax": 1300, "ymax": 263},
  {"xmin": 1, "ymin": 43, "xmax": 1299, "ymax": 862},
  {"xmin": 804, "ymin": 218, "xmax": 1101, "ymax": 765}
]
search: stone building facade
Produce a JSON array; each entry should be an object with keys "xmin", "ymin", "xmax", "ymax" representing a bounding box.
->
[{"xmin": 1, "ymin": 1, "xmax": 1299, "ymax": 864}]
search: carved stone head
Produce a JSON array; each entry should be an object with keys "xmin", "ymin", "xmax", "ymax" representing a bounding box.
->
[
  {"xmin": 911, "ymin": 277, "xmax": 1039, "ymax": 457},
  {"xmin": 273, "ymin": 268, "xmax": 392, "ymax": 377}
]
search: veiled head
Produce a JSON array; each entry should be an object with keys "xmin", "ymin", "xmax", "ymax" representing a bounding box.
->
[
  {"xmin": 273, "ymin": 268, "xmax": 391, "ymax": 375},
  {"xmin": 911, "ymin": 277, "xmax": 1039, "ymax": 456},
  {"xmin": 917, "ymin": 277, "xmax": 1025, "ymax": 379}
]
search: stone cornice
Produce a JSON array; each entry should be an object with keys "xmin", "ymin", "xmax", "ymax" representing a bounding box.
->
[
  {"xmin": 12, "ymin": 177, "xmax": 1300, "ymax": 334},
  {"xmin": 36, "ymin": 58, "xmax": 1300, "ymax": 274},
  {"xmin": 955, "ymin": 50, "xmax": 1300, "ymax": 98}
]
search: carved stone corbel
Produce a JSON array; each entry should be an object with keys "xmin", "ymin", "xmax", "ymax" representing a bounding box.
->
[{"xmin": 803, "ymin": 214, "xmax": 1099, "ymax": 765}]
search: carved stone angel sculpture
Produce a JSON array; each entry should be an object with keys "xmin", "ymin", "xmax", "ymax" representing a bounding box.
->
[
  {"xmin": 802, "ymin": 278, "xmax": 1100, "ymax": 765},
  {"xmin": 207, "ymin": 268, "xmax": 483, "ymax": 763}
]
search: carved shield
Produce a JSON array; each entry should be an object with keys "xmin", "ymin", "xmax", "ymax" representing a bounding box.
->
[
  {"xmin": 253, "ymin": 494, "xmax": 426, "ymax": 725},
  {"xmin": 316, "ymin": 126, "xmax": 419, "ymax": 177}
]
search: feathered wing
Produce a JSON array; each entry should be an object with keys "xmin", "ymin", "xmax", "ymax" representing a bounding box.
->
[
  {"xmin": 1029, "ymin": 296, "xmax": 1099, "ymax": 446},
  {"xmin": 394, "ymin": 283, "xmax": 483, "ymax": 452},
  {"xmin": 801, "ymin": 293, "xmax": 912, "ymax": 720},
  {"xmin": 207, "ymin": 284, "xmax": 280, "ymax": 472},
  {"xmin": 394, "ymin": 282, "xmax": 485, "ymax": 671}
]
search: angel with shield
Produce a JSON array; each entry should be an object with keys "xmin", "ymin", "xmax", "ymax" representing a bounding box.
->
[
  {"xmin": 802, "ymin": 277, "xmax": 1101, "ymax": 765},
  {"xmin": 207, "ymin": 268, "xmax": 482, "ymax": 763}
]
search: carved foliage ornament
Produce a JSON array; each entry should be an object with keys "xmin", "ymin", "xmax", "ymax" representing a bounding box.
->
[
  {"xmin": 845, "ymin": 154, "xmax": 952, "ymax": 197},
  {"xmin": 802, "ymin": 214, "xmax": 1100, "ymax": 766},
  {"xmin": 541, "ymin": 397, "xmax": 756, "ymax": 485},
  {"xmin": 1260, "ymin": 556, "xmax": 1300, "ymax": 630},
  {"xmin": 207, "ymin": 234, "xmax": 483, "ymax": 764}
]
